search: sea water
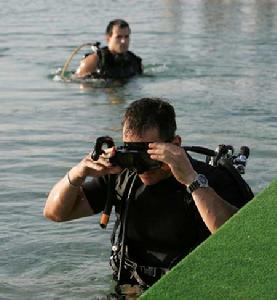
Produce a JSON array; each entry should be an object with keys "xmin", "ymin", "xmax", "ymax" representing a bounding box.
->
[{"xmin": 1, "ymin": 1, "xmax": 277, "ymax": 299}]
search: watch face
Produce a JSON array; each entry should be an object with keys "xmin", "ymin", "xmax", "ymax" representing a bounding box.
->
[{"xmin": 197, "ymin": 174, "xmax": 208, "ymax": 187}]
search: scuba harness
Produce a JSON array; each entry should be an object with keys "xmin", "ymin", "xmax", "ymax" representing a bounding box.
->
[
  {"xmin": 60, "ymin": 42, "xmax": 142, "ymax": 80},
  {"xmin": 91, "ymin": 46, "xmax": 143, "ymax": 79},
  {"xmin": 109, "ymin": 174, "xmax": 150, "ymax": 288},
  {"xmin": 109, "ymin": 173, "xmax": 169, "ymax": 289},
  {"xmin": 99, "ymin": 144, "xmax": 254, "ymax": 289}
]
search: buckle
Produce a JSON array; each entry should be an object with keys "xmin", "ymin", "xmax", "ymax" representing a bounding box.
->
[
  {"xmin": 138, "ymin": 265, "xmax": 169, "ymax": 278},
  {"xmin": 139, "ymin": 266, "xmax": 157, "ymax": 277}
]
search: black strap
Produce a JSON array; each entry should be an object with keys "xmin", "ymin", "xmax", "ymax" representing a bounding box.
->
[
  {"xmin": 111, "ymin": 172, "xmax": 137, "ymax": 245},
  {"xmin": 100, "ymin": 174, "xmax": 115, "ymax": 229},
  {"xmin": 117, "ymin": 174, "xmax": 138, "ymax": 283}
]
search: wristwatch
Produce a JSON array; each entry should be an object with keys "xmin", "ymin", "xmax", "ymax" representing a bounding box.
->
[{"xmin": 186, "ymin": 174, "xmax": 209, "ymax": 194}]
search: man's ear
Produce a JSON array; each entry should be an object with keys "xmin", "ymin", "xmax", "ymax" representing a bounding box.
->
[{"xmin": 173, "ymin": 135, "xmax": 182, "ymax": 146}]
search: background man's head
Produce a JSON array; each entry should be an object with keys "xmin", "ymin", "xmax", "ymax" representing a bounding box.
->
[
  {"xmin": 122, "ymin": 98, "xmax": 177, "ymax": 142},
  {"xmin": 106, "ymin": 19, "xmax": 131, "ymax": 54}
]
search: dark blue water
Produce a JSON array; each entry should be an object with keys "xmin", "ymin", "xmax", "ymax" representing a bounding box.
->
[{"xmin": 1, "ymin": 1, "xmax": 277, "ymax": 299}]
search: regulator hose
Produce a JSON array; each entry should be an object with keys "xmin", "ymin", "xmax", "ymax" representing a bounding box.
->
[{"xmin": 60, "ymin": 43, "xmax": 95, "ymax": 80}]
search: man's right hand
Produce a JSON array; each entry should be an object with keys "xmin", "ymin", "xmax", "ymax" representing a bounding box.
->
[
  {"xmin": 43, "ymin": 148, "xmax": 121, "ymax": 222},
  {"xmin": 71, "ymin": 147, "xmax": 122, "ymax": 183}
]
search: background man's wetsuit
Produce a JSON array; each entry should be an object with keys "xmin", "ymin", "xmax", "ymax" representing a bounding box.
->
[{"xmin": 86, "ymin": 46, "xmax": 143, "ymax": 79}]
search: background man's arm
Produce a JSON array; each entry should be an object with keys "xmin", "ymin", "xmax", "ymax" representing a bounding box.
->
[{"xmin": 75, "ymin": 53, "xmax": 99, "ymax": 78}]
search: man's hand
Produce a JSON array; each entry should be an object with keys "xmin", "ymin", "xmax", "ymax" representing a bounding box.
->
[
  {"xmin": 148, "ymin": 142, "xmax": 197, "ymax": 186},
  {"xmin": 72, "ymin": 147, "xmax": 122, "ymax": 182},
  {"xmin": 148, "ymin": 142, "xmax": 238, "ymax": 233},
  {"xmin": 43, "ymin": 147, "xmax": 122, "ymax": 222}
]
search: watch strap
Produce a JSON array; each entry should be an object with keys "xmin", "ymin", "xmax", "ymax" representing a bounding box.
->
[{"xmin": 186, "ymin": 180, "xmax": 200, "ymax": 194}]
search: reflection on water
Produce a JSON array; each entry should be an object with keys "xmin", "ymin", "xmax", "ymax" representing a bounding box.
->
[{"xmin": 80, "ymin": 85, "xmax": 127, "ymax": 105}]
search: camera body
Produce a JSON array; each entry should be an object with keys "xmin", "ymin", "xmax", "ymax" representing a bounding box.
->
[
  {"xmin": 92, "ymin": 136, "xmax": 162, "ymax": 173},
  {"xmin": 92, "ymin": 136, "xmax": 250, "ymax": 175}
]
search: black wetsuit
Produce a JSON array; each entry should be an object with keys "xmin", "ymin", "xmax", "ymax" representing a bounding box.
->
[
  {"xmin": 83, "ymin": 157, "xmax": 253, "ymax": 286},
  {"xmin": 87, "ymin": 46, "xmax": 142, "ymax": 79}
]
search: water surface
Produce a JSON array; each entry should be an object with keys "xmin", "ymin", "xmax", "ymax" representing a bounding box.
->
[{"xmin": 1, "ymin": 1, "xmax": 277, "ymax": 299}]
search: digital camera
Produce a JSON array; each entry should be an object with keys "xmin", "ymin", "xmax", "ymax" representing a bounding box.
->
[{"xmin": 92, "ymin": 136, "xmax": 162, "ymax": 173}]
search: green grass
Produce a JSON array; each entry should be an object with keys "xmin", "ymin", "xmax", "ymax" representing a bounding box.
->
[{"xmin": 140, "ymin": 179, "xmax": 277, "ymax": 300}]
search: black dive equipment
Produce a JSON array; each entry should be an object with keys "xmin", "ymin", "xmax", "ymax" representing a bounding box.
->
[
  {"xmin": 91, "ymin": 136, "xmax": 252, "ymax": 229},
  {"xmin": 91, "ymin": 136, "xmax": 253, "ymax": 289},
  {"xmin": 184, "ymin": 144, "xmax": 250, "ymax": 175},
  {"xmin": 91, "ymin": 136, "xmax": 162, "ymax": 229}
]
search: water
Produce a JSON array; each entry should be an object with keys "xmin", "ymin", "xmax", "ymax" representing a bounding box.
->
[{"xmin": 1, "ymin": 0, "xmax": 277, "ymax": 299}]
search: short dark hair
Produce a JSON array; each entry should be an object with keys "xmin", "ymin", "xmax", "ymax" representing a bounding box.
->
[
  {"xmin": 106, "ymin": 19, "xmax": 130, "ymax": 36},
  {"xmin": 122, "ymin": 98, "xmax": 177, "ymax": 141}
]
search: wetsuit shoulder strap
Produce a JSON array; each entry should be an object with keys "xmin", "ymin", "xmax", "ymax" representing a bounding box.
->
[{"xmin": 97, "ymin": 47, "xmax": 111, "ymax": 67}]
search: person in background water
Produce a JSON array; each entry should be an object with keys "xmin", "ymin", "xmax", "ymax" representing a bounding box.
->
[
  {"xmin": 44, "ymin": 98, "xmax": 253, "ymax": 299},
  {"xmin": 75, "ymin": 19, "xmax": 143, "ymax": 80}
]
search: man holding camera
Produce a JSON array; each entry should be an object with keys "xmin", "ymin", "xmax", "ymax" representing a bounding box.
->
[
  {"xmin": 44, "ymin": 98, "xmax": 252, "ymax": 297},
  {"xmin": 75, "ymin": 19, "xmax": 143, "ymax": 80}
]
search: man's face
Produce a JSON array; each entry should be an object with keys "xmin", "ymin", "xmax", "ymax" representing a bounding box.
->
[
  {"xmin": 123, "ymin": 125, "xmax": 172, "ymax": 185},
  {"xmin": 107, "ymin": 25, "xmax": 130, "ymax": 54}
]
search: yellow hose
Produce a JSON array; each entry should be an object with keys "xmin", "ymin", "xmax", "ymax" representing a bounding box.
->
[{"xmin": 60, "ymin": 43, "xmax": 94, "ymax": 80}]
